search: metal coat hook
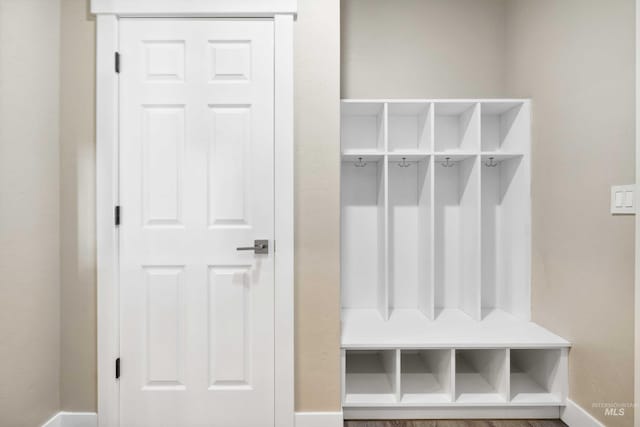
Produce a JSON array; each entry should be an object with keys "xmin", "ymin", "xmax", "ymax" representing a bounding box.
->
[
  {"xmin": 355, "ymin": 157, "xmax": 367, "ymax": 168},
  {"xmin": 441, "ymin": 157, "xmax": 455, "ymax": 168},
  {"xmin": 484, "ymin": 157, "xmax": 498, "ymax": 168},
  {"xmin": 398, "ymin": 157, "xmax": 410, "ymax": 168}
]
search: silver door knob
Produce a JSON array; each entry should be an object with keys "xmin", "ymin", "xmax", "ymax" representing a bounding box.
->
[{"xmin": 236, "ymin": 240, "xmax": 268, "ymax": 254}]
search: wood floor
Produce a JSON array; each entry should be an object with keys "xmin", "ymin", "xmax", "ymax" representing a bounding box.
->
[{"xmin": 344, "ymin": 421, "xmax": 567, "ymax": 427}]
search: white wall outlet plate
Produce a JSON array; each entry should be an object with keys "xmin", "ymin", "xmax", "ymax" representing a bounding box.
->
[{"xmin": 610, "ymin": 185, "xmax": 635, "ymax": 215}]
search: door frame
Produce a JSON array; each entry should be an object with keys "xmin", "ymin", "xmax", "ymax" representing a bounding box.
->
[{"xmin": 92, "ymin": 2, "xmax": 296, "ymax": 427}]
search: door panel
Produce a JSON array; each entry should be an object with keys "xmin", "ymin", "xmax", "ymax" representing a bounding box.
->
[{"xmin": 119, "ymin": 19, "xmax": 274, "ymax": 427}]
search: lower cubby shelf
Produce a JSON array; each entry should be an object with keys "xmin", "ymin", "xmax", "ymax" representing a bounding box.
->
[
  {"xmin": 455, "ymin": 349, "xmax": 507, "ymax": 404},
  {"xmin": 344, "ymin": 350, "xmax": 397, "ymax": 405},
  {"xmin": 400, "ymin": 350, "xmax": 452, "ymax": 404},
  {"xmin": 342, "ymin": 347, "xmax": 567, "ymax": 407},
  {"xmin": 510, "ymin": 349, "xmax": 564, "ymax": 404}
]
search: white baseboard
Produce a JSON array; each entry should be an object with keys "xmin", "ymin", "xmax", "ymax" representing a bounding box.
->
[
  {"xmin": 295, "ymin": 411, "xmax": 343, "ymax": 427},
  {"xmin": 41, "ymin": 412, "xmax": 97, "ymax": 427},
  {"xmin": 344, "ymin": 406, "xmax": 560, "ymax": 420},
  {"xmin": 561, "ymin": 399, "xmax": 605, "ymax": 427},
  {"xmin": 43, "ymin": 411, "xmax": 342, "ymax": 427}
]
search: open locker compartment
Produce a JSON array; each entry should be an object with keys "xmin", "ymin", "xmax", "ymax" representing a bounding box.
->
[
  {"xmin": 342, "ymin": 102, "xmax": 385, "ymax": 153},
  {"xmin": 481, "ymin": 101, "xmax": 530, "ymax": 154},
  {"xmin": 341, "ymin": 157, "xmax": 388, "ymax": 319},
  {"xmin": 388, "ymin": 155, "xmax": 433, "ymax": 319},
  {"xmin": 510, "ymin": 348, "xmax": 566, "ymax": 404},
  {"xmin": 344, "ymin": 350, "xmax": 398, "ymax": 405},
  {"xmin": 455, "ymin": 349, "xmax": 508, "ymax": 404},
  {"xmin": 388, "ymin": 102, "xmax": 432, "ymax": 153},
  {"xmin": 434, "ymin": 102, "xmax": 480, "ymax": 153},
  {"xmin": 481, "ymin": 154, "xmax": 530, "ymax": 319},
  {"xmin": 400, "ymin": 349, "xmax": 452, "ymax": 404},
  {"xmin": 434, "ymin": 155, "xmax": 481, "ymax": 320}
]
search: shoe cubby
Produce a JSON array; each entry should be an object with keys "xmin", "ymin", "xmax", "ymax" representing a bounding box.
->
[
  {"xmin": 455, "ymin": 349, "xmax": 508, "ymax": 404},
  {"xmin": 481, "ymin": 102, "xmax": 530, "ymax": 154},
  {"xmin": 388, "ymin": 155, "xmax": 433, "ymax": 318},
  {"xmin": 510, "ymin": 348, "xmax": 567, "ymax": 404},
  {"xmin": 388, "ymin": 102, "xmax": 432, "ymax": 153},
  {"xmin": 344, "ymin": 350, "xmax": 398, "ymax": 404},
  {"xmin": 400, "ymin": 349, "xmax": 453, "ymax": 404},
  {"xmin": 341, "ymin": 157, "xmax": 387, "ymax": 318},
  {"xmin": 434, "ymin": 155, "xmax": 481, "ymax": 320},
  {"xmin": 341, "ymin": 102, "xmax": 385, "ymax": 153},
  {"xmin": 434, "ymin": 102, "xmax": 480, "ymax": 153},
  {"xmin": 481, "ymin": 154, "xmax": 530, "ymax": 319}
]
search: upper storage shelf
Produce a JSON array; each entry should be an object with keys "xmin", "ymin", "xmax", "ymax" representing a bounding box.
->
[
  {"xmin": 342, "ymin": 101, "xmax": 385, "ymax": 153},
  {"xmin": 388, "ymin": 102, "xmax": 432, "ymax": 153},
  {"xmin": 434, "ymin": 102, "xmax": 479, "ymax": 153},
  {"xmin": 481, "ymin": 102, "xmax": 530, "ymax": 154},
  {"xmin": 340, "ymin": 100, "xmax": 530, "ymax": 156}
]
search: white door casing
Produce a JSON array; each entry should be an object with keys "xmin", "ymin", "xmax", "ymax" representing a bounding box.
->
[{"xmin": 119, "ymin": 19, "xmax": 275, "ymax": 427}]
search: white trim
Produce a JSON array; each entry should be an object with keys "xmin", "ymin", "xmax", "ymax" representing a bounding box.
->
[
  {"xmin": 561, "ymin": 399, "xmax": 605, "ymax": 427},
  {"xmin": 294, "ymin": 412, "xmax": 344, "ymax": 427},
  {"xmin": 274, "ymin": 13, "xmax": 295, "ymax": 427},
  {"xmin": 91, "ymin": 0, "xmax": 296, "ymax": 16},
  {"xmin": 344, "ymin": 406, "xmax": 561, "ymax": 420},
  {"xmin": 635, "ymin": 4, "xmax": 640, "ymax": 427},
  {"xmin": 42, "ymin": 412, "xmax": 97, "ymax": 427},
  {"xmin": 95, "ymin": 8, "xmax": 295, "ymax": 427},
  {"xmin": 95, "ymin": 14, "xmax": 119, "ymax": 427}
]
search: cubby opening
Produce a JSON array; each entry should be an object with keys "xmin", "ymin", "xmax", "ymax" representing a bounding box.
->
[
  {"xmin": 510, "ymin": 349, "xmax": 564, "ymax": 404},
  {"xmin": 455, "ymin": 349, "xmax": 507, "ymax": 403},
  {"xmin": 345, "ymin": 350, "xmax": 397, "ymax": 404},
  {"xmin": 434, "ymin": 102, "xmax": 479, "ymax": 153},
  {"xmin": 388, "ymin": 156, "xmax": 433, "ymax": 318},
  {"xmin": 481, "ymin": 102, "xmax": 528, "ymax": 153},
  {"xmin": 342, "ymin": 102, "xmax": 385, "ymax": 153},
  {"xmin": 388, "ymin": 102, "xmax": 432, "ymax": 153},
  {"xmin": 481, "ymin": 155, "xmax": 529, "ymax": 319},
  {"xmin": 341, "ymin": 158, "xmax": 387, "ymax": 318},
  {"xmin": 434, "ymin": 155, "xmax": 480, "ymax": 319},
  {"xmin": 400, "ymin": 350, "xmax": 452, "ymax": 403}
]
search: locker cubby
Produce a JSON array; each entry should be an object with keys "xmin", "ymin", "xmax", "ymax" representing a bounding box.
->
[
  {"xmin": 434, "ymin": 155, "xmax": 480, "ymax": 319},
  {"xmin": 388, "ymin": 156, "xmax": 433, "ymax": 317},
  {"xmin": 481, "ymin": 102, "xmax": 529, "ymax": 153},
  {"xmin": 388, "ymin": 102, "xmax": 432, "ymax": 153},
  {"xmin": 510, "ymin": 349, "xmax": 565, "ymax": 404},
  {"xmin": 455, "ymin": 349, "xmax": 508, "ymax": 404},
  {"xmin": 344, "ymin": 350, "xmax": 397, "ymax": 404},
  {"xmin": 341, "ymin": 158, "xmax": 387, "ymax": 318},
  {"xmin": 434, "ymin": 102, "xmax": 480, "ymax": 153},
  {"xmin": 341, "ymin": 102, "xmax": 385, "ymax": 153},
  {"xmin": 400, "ymin": 350, "xmax": 452, "ymax": 404},
  {"xmin": 481, "ymin": 154, "xmax": 530, "ymax": 319}
]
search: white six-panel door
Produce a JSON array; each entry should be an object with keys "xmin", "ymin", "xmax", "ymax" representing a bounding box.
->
[{"xmin": 119, "ymin": 19, "xmax": 274, "ymax": 427}]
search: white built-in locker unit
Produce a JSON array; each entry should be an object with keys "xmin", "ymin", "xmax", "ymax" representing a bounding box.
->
[{"xmin": 340, "ymin": 100, "xmax": 570, "ymax": 418}]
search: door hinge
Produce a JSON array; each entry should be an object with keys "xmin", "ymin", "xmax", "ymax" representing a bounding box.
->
[
  {"xmin": 115, "ymin": 52, "xmax": 120, "ymax": 73},
  {"xmin": 115, "ymin": 205, "xmax": 121, "ymax": 226},
  {"xmin": 115, "ymin": 357, "xmax": 120, "ymax": 379}
]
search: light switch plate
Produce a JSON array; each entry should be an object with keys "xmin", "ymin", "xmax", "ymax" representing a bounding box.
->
[{"xmin": 611, "ymin": 184, "xmax": 635, "ymax": 215}]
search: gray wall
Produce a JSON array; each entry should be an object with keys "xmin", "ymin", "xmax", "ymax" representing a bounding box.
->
[
  {"xmin": 341, "ymin": 0, "xmax": 507, "ymax": 98},
  {"xmin": 0, "ymin": 0, "xmax": 61, "ymax": 425},
  {"xmin": 59, "ymin": 0, "xmax": 96, "ymax": 412}
]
